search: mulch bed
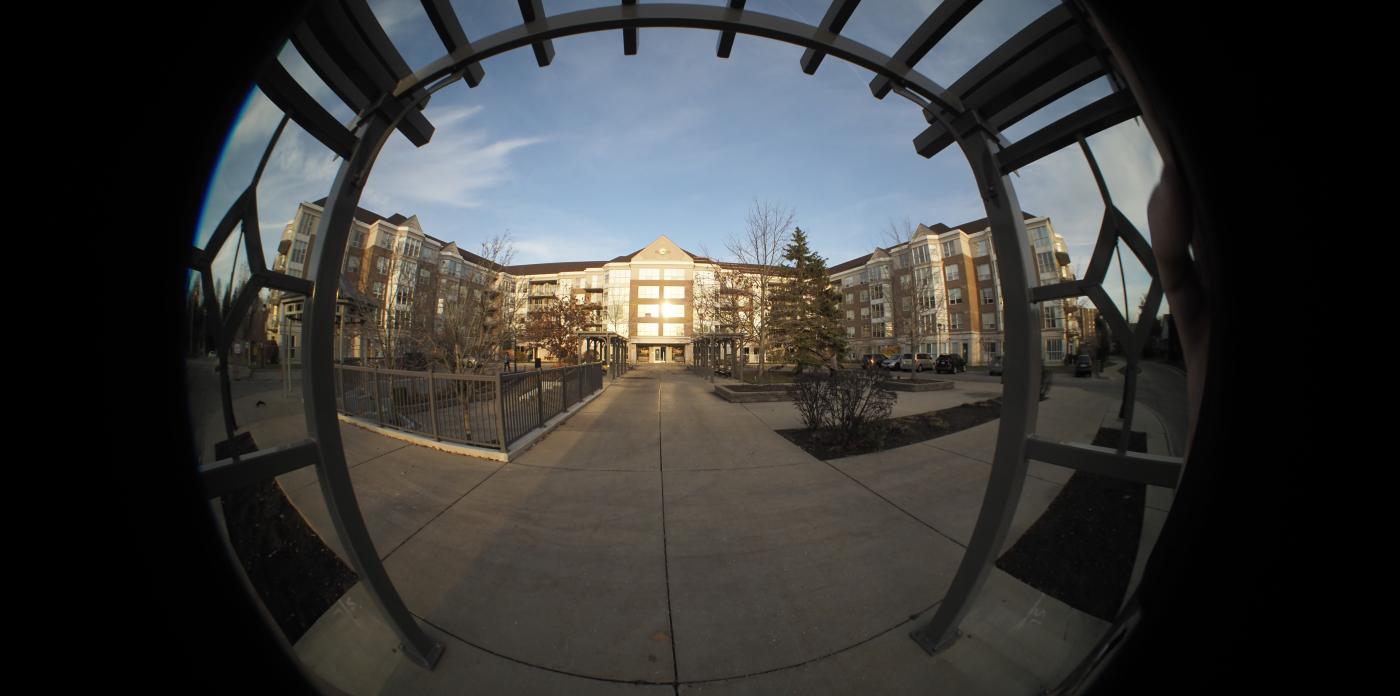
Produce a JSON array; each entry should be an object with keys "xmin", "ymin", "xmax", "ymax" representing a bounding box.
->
[
  {"xmin": 776, "ymin": 398, "xmax": 1003, "ymax": 460},
  {"xmin": 994, "ymin": 427, "xmax": 1147, "ymax": 621},
  {"xmin": 217, "ymin": 432, "xmax": 359, "ymax": 644}
]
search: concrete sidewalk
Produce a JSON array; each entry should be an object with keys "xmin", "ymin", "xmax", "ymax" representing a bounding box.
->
[{"xmin": 231, "ymin": 366, "xmax": 1178, "ymax": 695}]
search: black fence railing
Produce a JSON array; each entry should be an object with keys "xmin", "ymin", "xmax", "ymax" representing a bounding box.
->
[{"xmin": 336, "ymin": 363, "xmax": 605, "ymax": 452}]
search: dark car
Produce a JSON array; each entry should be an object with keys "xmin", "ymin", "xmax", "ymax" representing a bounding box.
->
[
  {"xmin": 714, "ymin": 364, "xmax": 732, "ymax": 377},
  {"xmin": 934, "ymin": 354, "xmax": 966, "ymax": 374},
  {"xmin": 1074, "ymin": 354, "xmax": 1093, "ymax": 377},
  {"xmin": 988, "ymin": 354, "xmax": 1003, "ymax": 376},
  {"xmin": 860, "ymin": 353, "xmax": 884, "ymax": 369}
]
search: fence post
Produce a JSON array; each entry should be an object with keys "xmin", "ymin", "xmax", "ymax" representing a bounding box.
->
[
  {"xmin": 496, "ymin": 373, "xmax": 508, "ymax": 453},
  {"xmin": 428, "ymin": 365, "xmax": 439, "ymax": 442},
  {"xmin": 536, "ymin": 371, "xmax": 544, "ymax": 429},
  {"xmin": 373, "ymin": 365, "xmax": 384, "ymax": 425}
]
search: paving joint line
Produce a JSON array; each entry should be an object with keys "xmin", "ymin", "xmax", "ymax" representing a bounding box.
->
[
  {"xmin": 820, "ymin": 459, "xmax": 967, "ymax": 550},
  {"xmin": 657, "ymin": 378, "xmax": 680, "ymax": 692},
  {"xmin": 289, "ymin": 442, "xmax": 410, "ymax": 494},
  {"xmin": 380, "ymin": 459, "xmax": 509, "ymax": 563}
]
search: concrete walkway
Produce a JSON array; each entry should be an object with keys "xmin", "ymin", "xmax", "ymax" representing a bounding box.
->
[{"xmin": 225, "ymin": 364, "xmax": 1179, "ymax": 695}]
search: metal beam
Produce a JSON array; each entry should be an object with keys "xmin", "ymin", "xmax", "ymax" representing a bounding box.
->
[
  {"xmin": 996, "ymin": 90, "xmax": 1139, "ymax": 174},
  {"xmin": 910, "ymin": 126, "xmax": 1040, "ymax": 655},
  {"xmin": 260, "ymin": 271, "xmax": 314, "ymax": 296},
  {"xmin": 420, "ymin": 0, "xmax": 485, "ymax": 86},
  {"xmin": 200, "ymin": 440, "xmax": 321, "ymax": 499},
  {"xmin": 399, "ymin": 4, "xmax": 963, "ymax": 115},
  {"xmin": 300, "ymin": 0, "xmax": 435, "ymax": 147},
  {"xmin": 716, "ymin": 0, "xmax": 745, "ymax": 59},
  {"xmin": 869, "ymin": 0, "xmax": 981, "ymax": 98},
  {"xmin": 622, "ymin": 0, "xmax": 638, "ymax": 56},
  {"xmin": 518, "ymin": 0, "xmax": 556, "ymax": 67},
  {"xmin": 800, "ymin": 0, "xmax": 860, "ymax": 74},
  {"xmin": 257, "ymin": 60, "xmax": 356, "ymax": 159},
  {"xmin": 914, "ymin": 57, "xmax": 1101, "ymax": 159},
  {"xmin": 306, "ymin": 105, "xmax": 444, "ymax": 669},
  {"xmin": 960, "ymin": 25, "xmax": 1096, "ymax": 117},
  {"xmin": 1025, "ymin": 437, "xmax": 1183, "ymax": 488},
  {"xmin": 948, "ymin": 4, "xmax": 1073, "ymax": 99},
  {"xmin": 1029, "ymin": 278, "xmax": 1091, "ymax": 303}
]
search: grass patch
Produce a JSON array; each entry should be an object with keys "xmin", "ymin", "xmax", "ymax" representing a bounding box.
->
[{"xmin": 777, "ymin": 398, "xmax": 1002, "ymax": 460}]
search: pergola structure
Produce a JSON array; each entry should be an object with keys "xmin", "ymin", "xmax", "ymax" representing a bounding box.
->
[
  {"xmin": 575, "ymin": 331, "xmax": 629, "ymax": 380},
  {"xmin": 690, "ymin": 332, "xmax": 744, "ymax": 383},
  {"xmin": 187, "ymin": 0, "xmax": 1191, "ymax": 684}
]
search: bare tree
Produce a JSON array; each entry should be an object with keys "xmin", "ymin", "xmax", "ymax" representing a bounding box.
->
[
  {"xmin": 884, "ymin": 218, "xmax": 941, "ymax": 360},
  {"xmin": 429, "ymin": 233, "xmax": 517, "ymax": 373},
  {"xmin": 726, "ymin": 200, "xmax": 794, "ymax": 380}
]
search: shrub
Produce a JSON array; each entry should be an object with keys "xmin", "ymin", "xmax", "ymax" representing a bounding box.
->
[{"xmin": 793, "ymin": 369, "xmax": 896, "ymax": 445}]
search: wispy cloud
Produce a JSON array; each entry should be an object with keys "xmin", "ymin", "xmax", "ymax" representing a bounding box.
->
[{"xmin": 364, "ymin": 108, "xmax": 546, "ymax": 210}]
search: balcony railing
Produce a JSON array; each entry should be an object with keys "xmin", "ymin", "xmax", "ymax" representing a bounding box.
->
[{"xmin": 334, "ymin": 363, "xmax": 604, "ymax": 452}]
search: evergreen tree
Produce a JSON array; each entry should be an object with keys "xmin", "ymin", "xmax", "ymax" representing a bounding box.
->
[{"xmin": 772, "ymin": 227, "xmax": 846, "ymax": 373}]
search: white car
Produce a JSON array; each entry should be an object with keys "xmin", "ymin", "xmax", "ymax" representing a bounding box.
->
[{"xmin": 899, "ymin": 353, "xmax": 935, "ymax": 372}]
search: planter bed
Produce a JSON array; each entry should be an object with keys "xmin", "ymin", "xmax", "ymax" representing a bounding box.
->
[
  {"xmin": 714, "ymin": 383, "xmax": 798, "ymax": 402},
  {"xmin": 884, "ymin": 377, "xmax": 955, "ymax": 392}
]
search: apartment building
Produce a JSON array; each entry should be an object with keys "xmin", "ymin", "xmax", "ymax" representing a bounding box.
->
[
  {"xmin": 829, "ymin": 212, "xmax": 1078, "ymax": 366},
  {"xmin": 267, "ymin": 200, "xmax": 1078, "ymax": 367}
]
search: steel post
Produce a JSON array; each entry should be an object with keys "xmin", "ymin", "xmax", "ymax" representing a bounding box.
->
[
  {"xmin": 303, "ymin": 109, "xmax": 442, "ymax": 669},
  {"xmin": 910, "ymin": 122, "xmax": 1042, "ymax": 655},
  {"xmin": 428, "ymin": 365, "xmax": 440, "ymax": 442},
  {"xmin": 496, "ymin": 373, "xmax": 508, "ymax": 453}
]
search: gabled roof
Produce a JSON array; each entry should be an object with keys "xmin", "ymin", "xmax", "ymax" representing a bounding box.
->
[
  {"xmin": 830, "ymin": 211, "xmax": 1042, "ymax": 271},
  {"xmin": 830, "ymin": 252, "xmax": 877, "ymax": 274},
  {"xmin": 506, "ymin": 260, "xmax": 610, "ymax": 276},
  {"xmin": 312, "ymin": 197, "xmax": 399, "ymax": 228}
]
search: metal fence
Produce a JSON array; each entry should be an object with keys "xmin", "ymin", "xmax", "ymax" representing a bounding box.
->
[{"xmin": 335, "ymin": 363, "xmax": 604, "ymax": 452}]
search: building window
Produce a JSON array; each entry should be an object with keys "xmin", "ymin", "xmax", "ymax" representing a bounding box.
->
[
  {"xmin": 860, "ymin": 307, "xmax": 870, "ymax": 317},
  {"xmin": 942, "ymin": 240, "xmax": 958, "ymax": 257},
  {"xmin": 637, "ymin": 323, "xmax": 659, "ymax": 336},
  {"xmin": 638, "ymin": 286, "xmax": 660, "ymax": 299},
  {"xmin": 663, "ymin": 323, "xmax": 685, "ymax": 336},
  {"xmin": 347, "ymin": 255, "xmax": 360, "ymax": 273},
  {"xmin": 664, "ymin": 286, "xmax": 685, "ymax": 299},
  {"xmin": 919, "ymin": 291, "xmax": 937, "ymax": 310},
  {"xmin": 290, "ymin": 240, "xmax": 308, "ymax": 265},
  {"xmin": 663, "ymin": 304, "xmax": 685, "ymax": 318},
  {"xmin": 945, "ymin": 264, "xmax": 960, "ymax": 281},
  {"xmin": 1047, "ymin": 338, "xmax": 1064, "ymax": 361},
  {"xmin": 860, "ymin": 290, "xmax": 869, "ymax": 302},
  {"xmin": 900, "ymin": 274, "xmax": 911, "ymax": 288},
  {"xmin": 985, "ymin": 342, "xmax": 998, "ymax": 357},
  {"xmin": 981, "ymin": 288, "xmax": 995, "ymax": 304},
  {"xmin": 351, "ymin": 229, "xmax": 366, "ymax": 248},
  {"xmin": 871, "ymin": 284, "xmax": 885, "ymax": 300},
  {"xmin": 1044, "ymin": 304, "xmax": 1063, "ymax": 329},
  {"xmin": 913, "ymin": 245, "xmax": 930, "ymax": 264},
  {"xmin": 846, "ymin": 326, "xmax": 855, "ymax": 337},
  {"xmin": 901, "ymin": 297, "xmax": 911, "ymax": 312},
  {"xmin": 974, "ymin": 239, "xmax": 990, "ymax": 257},
  {"xmin": 982, "ymin": 313, "xmax": 997, "ymax": 330},
  {"xmin": 639, "ymin": 268, "xmax": 660, "ymax": 280},
  {"xmin": 977, "ymin": 264, "xmax": 991, "ymax": 281},
  {"xmin": 951, "ymin": 313, "xmax": 964, "ymax": 330},
  {"xmin": 874, "ymin": 322, "xmax": 887, "ymax": 338},
  {"xmin": 372, "ymin": 281, "xmax": 383, "ymax": 298},
  {"xmin": 949, "ymin": 288, "xmax": 963, "ymax": 305},
  {"xmin": 376, "ymin": 257, "xmax": 389, "ymax": 274},
  {"xmin": 664, "ymin": 268, "xmax": 686, "ymax": 280},
  {"xmin": 1038, "ymin": 251, "xmax": 1056, "ymax": 275},
  {"xmin": 637, "ymin": 304, "xmax": 660, "ymax": 318},
  {"xmin": 1031, "ymin": 226, "xmax": 1050, "ymax": 246},
  {"xmin": 861, "ymin": 325, "xmax": 871, "ymax": 337},
  {"xmin": 846, "ymin": 310, "xmax": 854, "ymax": 320},
  {"xmin": 845, "ymin": 292, "xmax": 853, "ymax": 304},
  {"xmin": 859, "ymin": 271, "xmax": 868, "ymax": 284},
  {"xmin": 872, "ymin": 304, "xmax": 884, "ymax": 318}
]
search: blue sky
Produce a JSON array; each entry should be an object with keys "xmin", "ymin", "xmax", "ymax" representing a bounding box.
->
[{"xmin": 196, "ymin": 0, "xmax": 1164, "ymax": 322}]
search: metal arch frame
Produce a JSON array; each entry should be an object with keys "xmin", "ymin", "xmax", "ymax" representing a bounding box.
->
[{"xmin": 194, "ymin": 0, "xmax": 1191, "ymax": 678}]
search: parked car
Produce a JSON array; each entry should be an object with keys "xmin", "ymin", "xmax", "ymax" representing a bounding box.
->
[
  {"xmin": 934, "ymin": 354, "xmax": 967, "ymax": 374},
  {"xmin": 1074, "ymin": 354, "xmax": 1093, "ymax": 377},
  {"xmin": 880, "ymin": 355, "xmax": 901, "ymax": 369},
  {"xmin": 988, "ymin": 354, "xmax": 1003, "ymax": 376},
  {"xmin": 714, "ymin": 364, "xmax": 732, "ymax": 377},
  {"xmin": 900, "ymin": 353, "xmax": 934, "ymax": 372},
  {"xmin": 860, "ymin": 353, "xmax": 884, "ymax": 369}
]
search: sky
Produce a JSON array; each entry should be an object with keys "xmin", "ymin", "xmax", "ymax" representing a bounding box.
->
[{"xmin": 195, "ymin": 0, "xmax": 1165, "ymax": 323}]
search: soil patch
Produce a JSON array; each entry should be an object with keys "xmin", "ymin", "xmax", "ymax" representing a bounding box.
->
[
  {"xmin": 218, "ymin": 432, "xmax": 359, "ymax": 644},
  {"xmin": 777, "ymin": 398, "xmax": 1002, "ymax": 460},
  {"xmin": 994, "ymin": 427, "xmax": 1147, "ymax": 621}
]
